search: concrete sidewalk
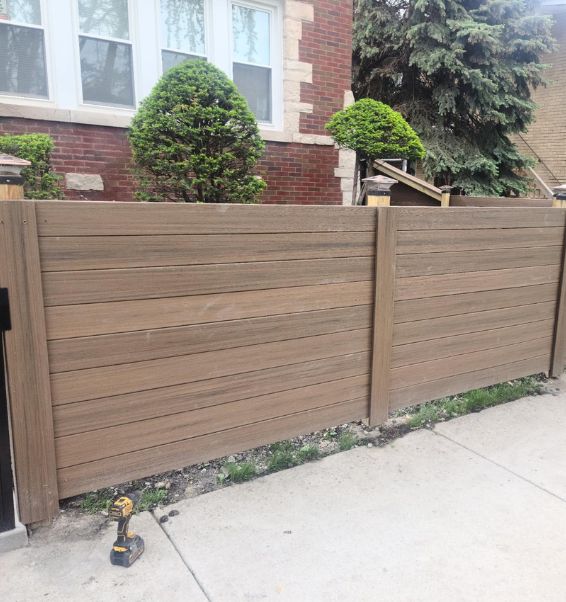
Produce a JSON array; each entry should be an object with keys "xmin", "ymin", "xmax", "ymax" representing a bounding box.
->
[{"xmin": 2, "ymin": 391, "xmax": 566, "ymax": 602}]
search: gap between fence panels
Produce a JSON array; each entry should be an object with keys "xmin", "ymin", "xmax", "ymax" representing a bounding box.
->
[{"xmin": 1, "ymin": 201, "xmax": 565, "ymax": 524}]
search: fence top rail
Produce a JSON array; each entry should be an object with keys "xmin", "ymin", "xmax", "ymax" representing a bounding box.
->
[{"xmin": 30, "ymin": 201, "xmax": 378, "ymax": 236}]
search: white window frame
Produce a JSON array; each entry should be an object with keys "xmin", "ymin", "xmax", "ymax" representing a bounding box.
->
[
  {"xmin": 228, "ymin": 0, "xmax": 282, "ymax": 129},
  {"xmin": 72, "ymin": 0, "xmax": 137, "ymax": 109},
  {"xmin": 0, "ymin": 0, "xmax": 283, "ymax": 131},
  {"xmin": 0, "ymin": 0, "xmax": 53, "ymax": 101},
  {"xmin": 157, "ymin": 0, "xmax": 210, "ymax": 71}
]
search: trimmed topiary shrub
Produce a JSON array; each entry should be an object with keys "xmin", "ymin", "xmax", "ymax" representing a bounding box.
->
[
  {"xmin": 326, "ymin": 98, "xmax": 425, "ymax": 163},
  {"xmin": 0, "ymin": 133, "xmax": 62, "ymax": 199},
  {"xmin": 129, "ymin": 59, "xmax": 266, "ymax": 203}
]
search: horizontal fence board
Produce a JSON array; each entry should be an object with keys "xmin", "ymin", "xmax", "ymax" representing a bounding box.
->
[
  {"xmin": 392, "ymin": 319, "xmax": 555, "ymax": 368},
  {"xmin": 397, "ymin": 207, "xmax": 566, "ymax": 230},
  {"xmin": 53, "ymin": 352, "xmax": 371, "ymax": 435},
  {"xmin": 55, "ymin": 376, "xmax": 369, "ymax": 467},
  {"xmin": 51, "ymin": 329, "xmax": 372, "ymax": 404},
  {"xmin": 395, "ymin": 284, "xmax": 558, "ymax": 324},
  {"xmin": 390, "ymin": 356, "xmax": 549, "ymax": 411},
  {"xmin": 397, "ymin": 228, "xmax": 565, "ymax": 254},
  {"xmin": 40, "ymin": 232, "xmax": 375, "ymax": 271},
  {"xmin": 396, "ymin": 265, "xmax": 560, "ymax": 301},
  {"xmin": 391, "ymin": 337, "xmax": 552, "ymax": 390},
  {"xmin": 394, "ymin": 302, "xmax": 555, "ymax": 345},
  {"xmin": 36, "ymin": 202, "xmax": 377, "ymax": 236},
  {"xmin": 48, "ymin": 306, "xmax": 373, "ymax": 373},
  {"xmin": 43, "ymin": 257, "xmax": 374, "ymax": 306},
  {"xmin": 45, "ymin": 281, "xmax": 374, "ymax": 340},
  {"xmin": 396, "ymin": 246, "xmax": 562, "ymax": 277},
  {"xmin": 450, "ymin": 196, "xmax": 552, "ymax": 208},
  {"xmin": 57, "ymin": 397, "xmax": 368, "ymax": 498}
]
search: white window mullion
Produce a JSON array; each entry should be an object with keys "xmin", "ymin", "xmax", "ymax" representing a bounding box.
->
[
  {"xmin": 134, "ymin": 1, "xmax": 160, "ymax": 103},
  {"xmin": 211, "ymin": 0, "xmax": 231, "ymax": 77},
  {"xmin": 44, "ymin": 0, "xmax": 78, "ymax": 108}
]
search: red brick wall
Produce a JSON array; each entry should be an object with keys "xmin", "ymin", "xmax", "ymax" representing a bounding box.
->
[
  {"xmin": 300, "ymin": 0, "xmax": 353, "ymax": 135},
  {"xmin": 0, "ymin": 118, "xmax": 342, "ymax": 204}
]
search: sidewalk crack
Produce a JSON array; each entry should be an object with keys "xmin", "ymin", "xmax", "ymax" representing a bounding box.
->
[
  {"xmin": 433, "ymin": 429, "xmax": 566, "ymax": 506},
  {"xmin": 150, "ymin": 511, "xmax": 213, "ymax": 601}
]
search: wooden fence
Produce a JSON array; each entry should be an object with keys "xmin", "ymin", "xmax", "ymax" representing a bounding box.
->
[{"xmin": 1, "ymin": 201, "xmax": 566, "ymax": 525}]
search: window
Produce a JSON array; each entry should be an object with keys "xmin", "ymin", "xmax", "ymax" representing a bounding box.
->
[
  {"xmin": 77, "ymin": 0, "xmax": 135, "ymax": 107},
  {"xmin": 0, "ymin": 0, "xmax": 48, "ymax": 98},
  {"xmin": 232, "ymin": 3, "xmax": 272, "ymax": 123},
  {"xmin": 160, "ymin": 0, "xmax": 206, "ymax": 72}
]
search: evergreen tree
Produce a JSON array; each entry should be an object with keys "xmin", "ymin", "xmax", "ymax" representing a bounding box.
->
[{"xmin": 354, "ymin": 0, "xmax": 554, "ymax": 195}]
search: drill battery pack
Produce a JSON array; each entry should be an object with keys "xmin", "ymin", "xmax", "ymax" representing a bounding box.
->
[{"xmin": 110, "ymin": 533, "xmax": 145, "ymax": 567}]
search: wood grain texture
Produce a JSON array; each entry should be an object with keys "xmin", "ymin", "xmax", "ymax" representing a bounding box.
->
[
  {"xmin": 40, "ymin": 232, "xmax": 375, "ymax": 271},
  {"xmin": 396, "ymin": 207, "xmax": 565, "ymax": 230},
  {"xmin": 397, "ymin": 228, "xmax": 565, "ymax": 254},
  {"xmin": 43, "ymin": 257, "xmax": 374, "ymax": 306},
  {"xmin": 57, "ymin": 397, "xmax": 368, "ymax": 498},
  {"xmin": 392, "ymin": 320, "xmax": 555, "ymax": 368},
  {"xmin": 369, "ymin": 208, "xmax": 397, "ymax": 426},
  {"xmin": 449, "ymin": 196, "xmax": 552, "ymax": 208},
  {"xmin": 395, "ymin": 265, "xmax": 560, "ymax": 301},
  {"xmin": 36, "ymin": 202, "xmax": 377, "ymax": 236},
  {"xmin": 51, "ymin": 329, "xmax": 372, "ymax": 404},
  {"xmin": 397, "ymin": 246, "xmax": 562, "ymax": 277},
  {"xmin": 391, "ymin": 337, "xmax": 552, "ymax": 389},
  {"xmin": 55, "ymin": 376, "xmax": 370, "ymax": 467},
  {"xmin": 551, "ymin": 226, "xmax": 566, "ymax": 377},
  {"xmin": 395, "ymin": 284, "xmax": 558, "ymax": 324},
  {"xmin": 48, "ymin": 306, "xmax": 373, "ymax": 373},
  {"xmin": 390, "ymin": 355, "xmax": 549, "ymax": 411},
  {"xmin": 0, "ymin": 202, "xmax": 58, "ymax": 523},
  {"xmin": 394, "ymin": 302, "xmax": 556, "ymax": 345},
  {"xmin": 46, "ymin": 281, "xmax": 374, "ymax": 340},
  {"xmin": 53, "ymin": 352, "xmax": 371, "ymax": 435}
]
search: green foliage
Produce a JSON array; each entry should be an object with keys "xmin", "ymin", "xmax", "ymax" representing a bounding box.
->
[
  {"xmin": 222, "ymin": 461, "xmax": 257, "ymax": 483},
  {"xmin": 354, "ymin": 0, "xmax": 554, "ymax": 195},
  {"xmin": 137, "ymin": 488, "xmax": 168, "ymax": 512},
  {"xmin": 338, "ymin": 432, "xmax": 358, "ymax": 451},
  {"xmin": 79, "ymin": 490, "xmax": 113, "ymax": 514},
  {"xmin": 296, "ymin": 444, "xmax": 320, "ymax": 462},
  {"xmin": 326, "ymin": 98, "xmax": 425, "ymax": 162},
  {"xmin": 129, "ymin": 59, "xmax": 266, "ymax": 203},
  {"xmin": 0, "ymin": 133, "xmax": 62, "ymax": 199},
  {"xmin": 407, "ymin": 377, "xmax": 543, "ymax": 428},
  {"xmin": 268, "ymin": 449, "xmax": 297, "ymax": 472}
]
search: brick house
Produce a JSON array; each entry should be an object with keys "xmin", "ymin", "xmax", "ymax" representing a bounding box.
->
[
  {"xmin": 0, "ymin": 0, "xmax": 355, "ymax": 204},
  {"xmin": 516, "ymin": 0, "xmax": 566, "ymax": 193}
]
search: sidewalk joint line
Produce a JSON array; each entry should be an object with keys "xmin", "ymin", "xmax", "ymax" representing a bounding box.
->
[
  {"xmin": 433, "ymin": 429, "xmax": 566, "ymax": 506},
  {"xmin": 150, "ymin": 511, "xmax": 213, "ymax": 602}
]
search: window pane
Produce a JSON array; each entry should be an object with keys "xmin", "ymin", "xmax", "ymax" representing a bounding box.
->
[
  {"xmin": 78, "ymin": 0, "xmax": 129, "ymax": 40},
  {"xmin": 79, "ymin": 36, "xmax": 134, "ymax": 106},
  {"xmin": 233, "ymin": 63, "xmax": 271, "ymax": 122},
  {"xmin": 232, "ymin": 5, "xmax": 270, "ymax": 65},
  {"xmin": 1, "ymin": 0, "xmax": 41, "ymax": 25},
  {"xmin": 0, "ymin": 24, "xmax": 47, "ymax": 97},
  {"xmin": 160, "ymin": 0, "xmax": 205, "ymax": 55},
  {"xmin": 162, "ymin": 50, "xmax": 202, "ymax": 72}
]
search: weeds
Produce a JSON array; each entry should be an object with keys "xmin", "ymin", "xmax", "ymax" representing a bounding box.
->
[
  {"xmin": 296, "ymin": 444, "xmax": 320, "ymax": 462},
  {"xmin": 268, "ymin": 449, "xmax": 297, "ymax": 472},
  {"xmin": 79, "ymin": 491, "xmax": 113, "ymax": 514},
  {"xmin": 222, "ymin": 462, "xmax": 257, "ymax": 483},
  {"xmin": 338, "ymin": 432, "xmax": 358, "ymax": 451},
  {"xmin": 137, "ymin": 488, "xmax": 168, "ymax": 512},
  {"xmin": 407, "ymin": 377, "xmax": 543, "ymax": 429}
]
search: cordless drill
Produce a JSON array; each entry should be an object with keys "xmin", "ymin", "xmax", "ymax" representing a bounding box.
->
[{"xmin": 109, "ymin": 495, "xmax": 145, "ymax": 567}]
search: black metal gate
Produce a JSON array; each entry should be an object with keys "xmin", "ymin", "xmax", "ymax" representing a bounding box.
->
[{"xmin": 0, "ymin": 288, "xmax": 15, "ymax": 533}]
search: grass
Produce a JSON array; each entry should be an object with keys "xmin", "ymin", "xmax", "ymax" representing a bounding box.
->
[
  {"xmin": 268, "ymin": 449, "xmax": 298, "ymax": 472},
  {"xmin": 222, "ymin": 462, "xmax": 257, "ymax": 483},
  {"xmin": 79, "ymin": 490, "xmax": 113, "ymax": 514},
  {"xmin": 137, "ymin": 488, "xmax": 168, "ymax": 512},
  {"xmin": 296, "ymin": 444, "xmax": 320, "ymax": 462},
  {"xmin": 406, "ymin": 377, "xmax": 543, "ymax": 429},
  {"xmin": 338, "ymin": 432, "xmax": 358, "ymax": 451}
]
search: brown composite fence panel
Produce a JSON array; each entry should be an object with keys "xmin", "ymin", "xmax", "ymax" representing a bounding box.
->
[{"xmin": 2, "ymin": 201, "xmax": 566, "ymax": 524}]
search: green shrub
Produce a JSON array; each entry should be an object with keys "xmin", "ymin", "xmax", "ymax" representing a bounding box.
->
[
  {"xmin": 0, "ymin": 133, "xmax": 62, "ymax": 199},
  {"xmin": 129, "ymin": 59, "xmax": 266, "ymax": 203},
  {"xmin": 326, "ymin": 99, "xmax": 425, "ymax": 163},
  {"xmin": 222, "ymin": 462, "xmax": 257, "ymax": 483},
  {"xmin": 338, "ymin": 432, "xmax": 358, "ymax": 451}
]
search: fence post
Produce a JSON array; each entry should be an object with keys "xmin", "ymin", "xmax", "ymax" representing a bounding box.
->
[
  {"xmin": 369, "ymin": 207, "xmax": 398, "ymax": 425},
  {"xmin": 551, "ymin": 212, "xmax": 566, "ymax": 377},
  {"xmin": 0, "ymin": 201, "xmax": 59, "ymax": 524},
  {"xmin": 0, "ymin": 154, "xmax": 30, "ymax": 201}
]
